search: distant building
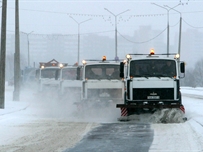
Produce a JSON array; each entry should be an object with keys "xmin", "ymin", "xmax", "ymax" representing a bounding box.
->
[
  {"xmin": 175, "ymin": 29, "xmax": 203, "ymax": 68},
  {"xmin": 5, "ymin": 27, "xmax": 203, "ymax": 78}
]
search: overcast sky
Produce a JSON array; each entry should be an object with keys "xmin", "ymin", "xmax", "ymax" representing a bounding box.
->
[{"xmin": 5, "ymin": 0, "xmax": 203, "ymax": 37}]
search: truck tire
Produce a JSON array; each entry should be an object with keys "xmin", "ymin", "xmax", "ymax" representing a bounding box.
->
[
  {"xmin": 124, "ymin": 92, "xmax": 128, "ymax": 104},
  {"xmin": 179, "ymin": 92, "xmax": 182, "ymax": 104}
]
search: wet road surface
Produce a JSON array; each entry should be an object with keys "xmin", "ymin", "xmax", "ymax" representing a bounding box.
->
[{"xmin": 65, "ymin": 122, "xmax": 154, "ymax": 152}]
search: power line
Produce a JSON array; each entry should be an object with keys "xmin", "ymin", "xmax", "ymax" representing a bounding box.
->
[
  {"xmin": 8, "ymin": 7, "xmax": 203, "ymax": 17},
  {"xmin": 5, "ymin": 6, "xmax": 175, "ymax": 18},
  {"xmin": 6, "ymin": 7, "xmax": 203, "ymax": 29},
  {"xmin": 80, "ymin": 30, "xmax": 114, "ymax": 35},
  {"xmin": 181, "ymin": 10, "xmax": 203, "ymax": 14},
  {"xmin": 6, "ymin": 30, "xmax": 115, "ymax": 38},
  {"xmin": 6, "ymin": 30, "xmax": 115, "ymax": 42},
  {"xmin": 8, "ymin": 7, "xmax": 107, "ymax": 17},
  {"xmin": 170, "ymin": 20, "xmax": 180, "ymax": 27},
  {"xmin": 117, "ymin": 27, "xmax": 167, "ymax": 44},
  {"xmin": 182, "ymin": 18, "xmax": 203, "ymax": 29}
]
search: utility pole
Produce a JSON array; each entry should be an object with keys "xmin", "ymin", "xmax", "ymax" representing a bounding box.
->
[
  {"xmin": 178, "ymin": 16, "xmax": 182, "ymax": 61},
  {"xmin": 13, "ymin": 0, "xmax": 21, "ymax": 101},
  {"xmin": 104, "ymin": 8, "xmax": 129, "ymax": 59},
  {"xmin": 152, "ymin": 3, "xmax": 180, "ymax": 56},
  {"xmin": 165, "ymin": 5, "xmax": 182, "ymax": 61},
  {"xmin": 0, "ymin": 0, "xmax": 7, "ymax": 109},
  {"xmin": 27, "ymin": 31, "xmax": 33, "ymax": 67},
  {"xmin": 69, "ymin": 16, "xmax": 91, "ymax": 64},
  {"xmin": 22, "ymin": 31, "xmax": 34, "ymax": 67}
]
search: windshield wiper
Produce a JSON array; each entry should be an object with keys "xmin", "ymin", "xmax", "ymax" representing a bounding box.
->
[
  {"xmin": 133, "ymin": 74, "xmax": 149, "ymax": 79},
  {"xmin": 155, "ymin": 74, "xmax": 174, "ymax": 79}
]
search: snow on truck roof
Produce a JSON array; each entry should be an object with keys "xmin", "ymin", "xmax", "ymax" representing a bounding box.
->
[
  {"xmin": 84, "ymin": 62, "xmax": 120, "ymax": 66},
  {"xmin": 126, "ymin": 51, "xmax": 180, "ymax": 61},
  {"xmin": 125, "ymin": 49, "xmax": 180, "ymax": 60},
  {"xmin": 82, "ymin": 56, "xmax": 123, "ymax": 66}
]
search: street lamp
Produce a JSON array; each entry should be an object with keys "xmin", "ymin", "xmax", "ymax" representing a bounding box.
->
[
  {"xmin": 164, "ymin": 5, "xmax": 182, "ymax": 60},
  {"xmin": 151, "ymin": 3, "xmax": 180, "ymax": 56},
  {"xmin": 22, "ymin": 31, "xmax": 34, "ymax": 67},
  {"xmin": 27, "ymin": 31, "xmax": 34, "ymax": 67},
  {"xmin": 69, "ymin": 16, "xmax": 91, "ymax": 64},
  {"xmin": 104, "ymin": 8, "xmax": 130, "ymax": 59}
]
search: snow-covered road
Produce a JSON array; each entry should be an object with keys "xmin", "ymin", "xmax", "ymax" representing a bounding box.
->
[
  {"xmin": 0, "ymin": 86, "xmax": 203, "ymax": 152},
  {"xmin": 149, "ymin": 89, "xmax": 203, "ymax": 152}
]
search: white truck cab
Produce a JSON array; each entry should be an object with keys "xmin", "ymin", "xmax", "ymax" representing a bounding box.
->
[
  {"xmin": 58, "ymin": 66, "xmax": 83, "ymax": 101},
  {"xmin": 117, "ymin": 50, "xmax": 186, "ymax": 116},
  {"xmin": 35, "ymin": 59, "xmax": 67, "ymax": 92},
  {"xmin": 81, "ymin": 56, "xmax": 125, "ymax": 105}
]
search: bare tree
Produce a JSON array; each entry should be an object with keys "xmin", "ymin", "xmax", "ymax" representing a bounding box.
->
[
  {"xmin": 181, "ymin": 68, "xmax": 196, "ymax": 87},
  {"xmin": 6, "ymin": 54, "xmax": 14, "ymax": 80},
  {"xmin": 193, "ymin": 59, "xmax": 203, "ymax": 87}
]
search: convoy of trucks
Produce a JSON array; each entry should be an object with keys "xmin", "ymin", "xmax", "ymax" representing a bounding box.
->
[{"xmin": 24, "ymin": 50, "xmax": 186, "ymax": 122}]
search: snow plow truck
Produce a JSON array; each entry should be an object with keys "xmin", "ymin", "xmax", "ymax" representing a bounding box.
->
[
  {"xmin": 35, "ymin": 59, "xmax": 67, "ymax": 93},
  {"xmin": 117, "ymin": 50, "xmax": 187, "ymax": 122},
  {"xmin": 75, "ymin": 56, "xmax": 125, "ymax": 111},
  {"xmin": 58, "ymin": 65, "xmax": 83, "ymax": 101}
]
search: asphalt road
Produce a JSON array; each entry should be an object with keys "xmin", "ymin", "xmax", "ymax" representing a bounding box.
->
[{"xmin": 65, "ymin": 122, "xmax": 154, "ymax": 152}]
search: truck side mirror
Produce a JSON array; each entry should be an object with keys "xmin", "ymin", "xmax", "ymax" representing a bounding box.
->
[
  {"xmin": 180, "ymin": 62, "xmax": 185, "ymax": 73},
  {"xmin": 55, "ymin": 69, "xmax": 59, "ymax": 80},
  {"xmin": 120, "ymin": 62, "xmax": 124, "ymax": 78},
  {"xmin": 21, "ymin": 70, "xmax": 24, "ymax": 76},
  {"xmin": 35, "ymin": 70, "xmax": 38, "ymax": 78},
  {"xmin": 76, "ymin": 67, "xmax": 80, "ymax": 80}
]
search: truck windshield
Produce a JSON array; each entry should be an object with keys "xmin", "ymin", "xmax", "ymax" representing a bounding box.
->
[
  {"xmin": 62, "ymin": 68, "xmax": 77, "ymax": 80},
  {"xmin": 130, "ymin": 59, "xmax": 176, "ymax": 77},
  {"xmin": 85, "ymin": 64, "xmax": 120, "ymax": 80},
  {"xmin": 41, "ymin": 68, "xmax": 58, "ymax": 79}
]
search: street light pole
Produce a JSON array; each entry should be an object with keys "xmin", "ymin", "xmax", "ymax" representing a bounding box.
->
[
  {"xmin": 27, "ymin": 31, "xmax": 33, "ymax": 67},
  {"xmin": 13, "ymin": 0, "xmax": 20, "ymax": 101},
  {"xmin": 22, "ymin": 31, "xmax": 34, "ymax": 67},
  {"xmin": 165, "ymin": 5, "xmax": 182, "ymax": 60},
  {"xmin": 0, "ymin": 0, "xmax": 7, "ymax": 109},
  {"xmin": 69, "ymin": 16, "xmax": 91, "ymax": 64},
  {"xmin": 104, "ymin": 8, "xmax": 130, "ymax": 59},
  {"xmin": 152, "ymin": 3, "xmax": 170, "ymax": 56},
  {"xmin": 152, "ymin": 3, "xmax": 180, "ymax": 56}
]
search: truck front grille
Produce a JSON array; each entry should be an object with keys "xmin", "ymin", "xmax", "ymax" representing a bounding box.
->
[
  {"xmin": 133, "ymin": 88, "xmax": 174, "ymax": 100},
  {"xmin": 64, "ymin": 87, "xmax": 81, "ymax": 92},
  {"xmin": 87, "ymin": 89, "xmax": 122, "ymax": 99}
]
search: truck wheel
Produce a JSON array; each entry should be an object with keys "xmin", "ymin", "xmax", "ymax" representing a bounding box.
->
[
  {"xmin": 124, "ymin": 92, "xmax": 128, "ymax": 104},
  {"xmin": 179, "ymin": 92, "xmax": 182, "ymax": 104}
]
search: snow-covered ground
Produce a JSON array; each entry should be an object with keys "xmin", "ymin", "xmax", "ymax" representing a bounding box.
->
[
  {"xmin": 149, "ymin": 87, "xmax": 203, "ymax": 152},
  {"xmin": 150, "ymin": 88, "xmax": 203, "ymax": 152},
  {"xmin": 0, "ymin": 84, "xmax": 203, "ymax": 152}
]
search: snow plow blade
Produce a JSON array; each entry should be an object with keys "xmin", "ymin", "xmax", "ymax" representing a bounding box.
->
[
  {"xmin": 116, "ymin": 104, "xmax": 187, "ymax": 123},
  {"xmin": 116, "ymin": 104, "xmax": 183, "ymax": 109}
]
